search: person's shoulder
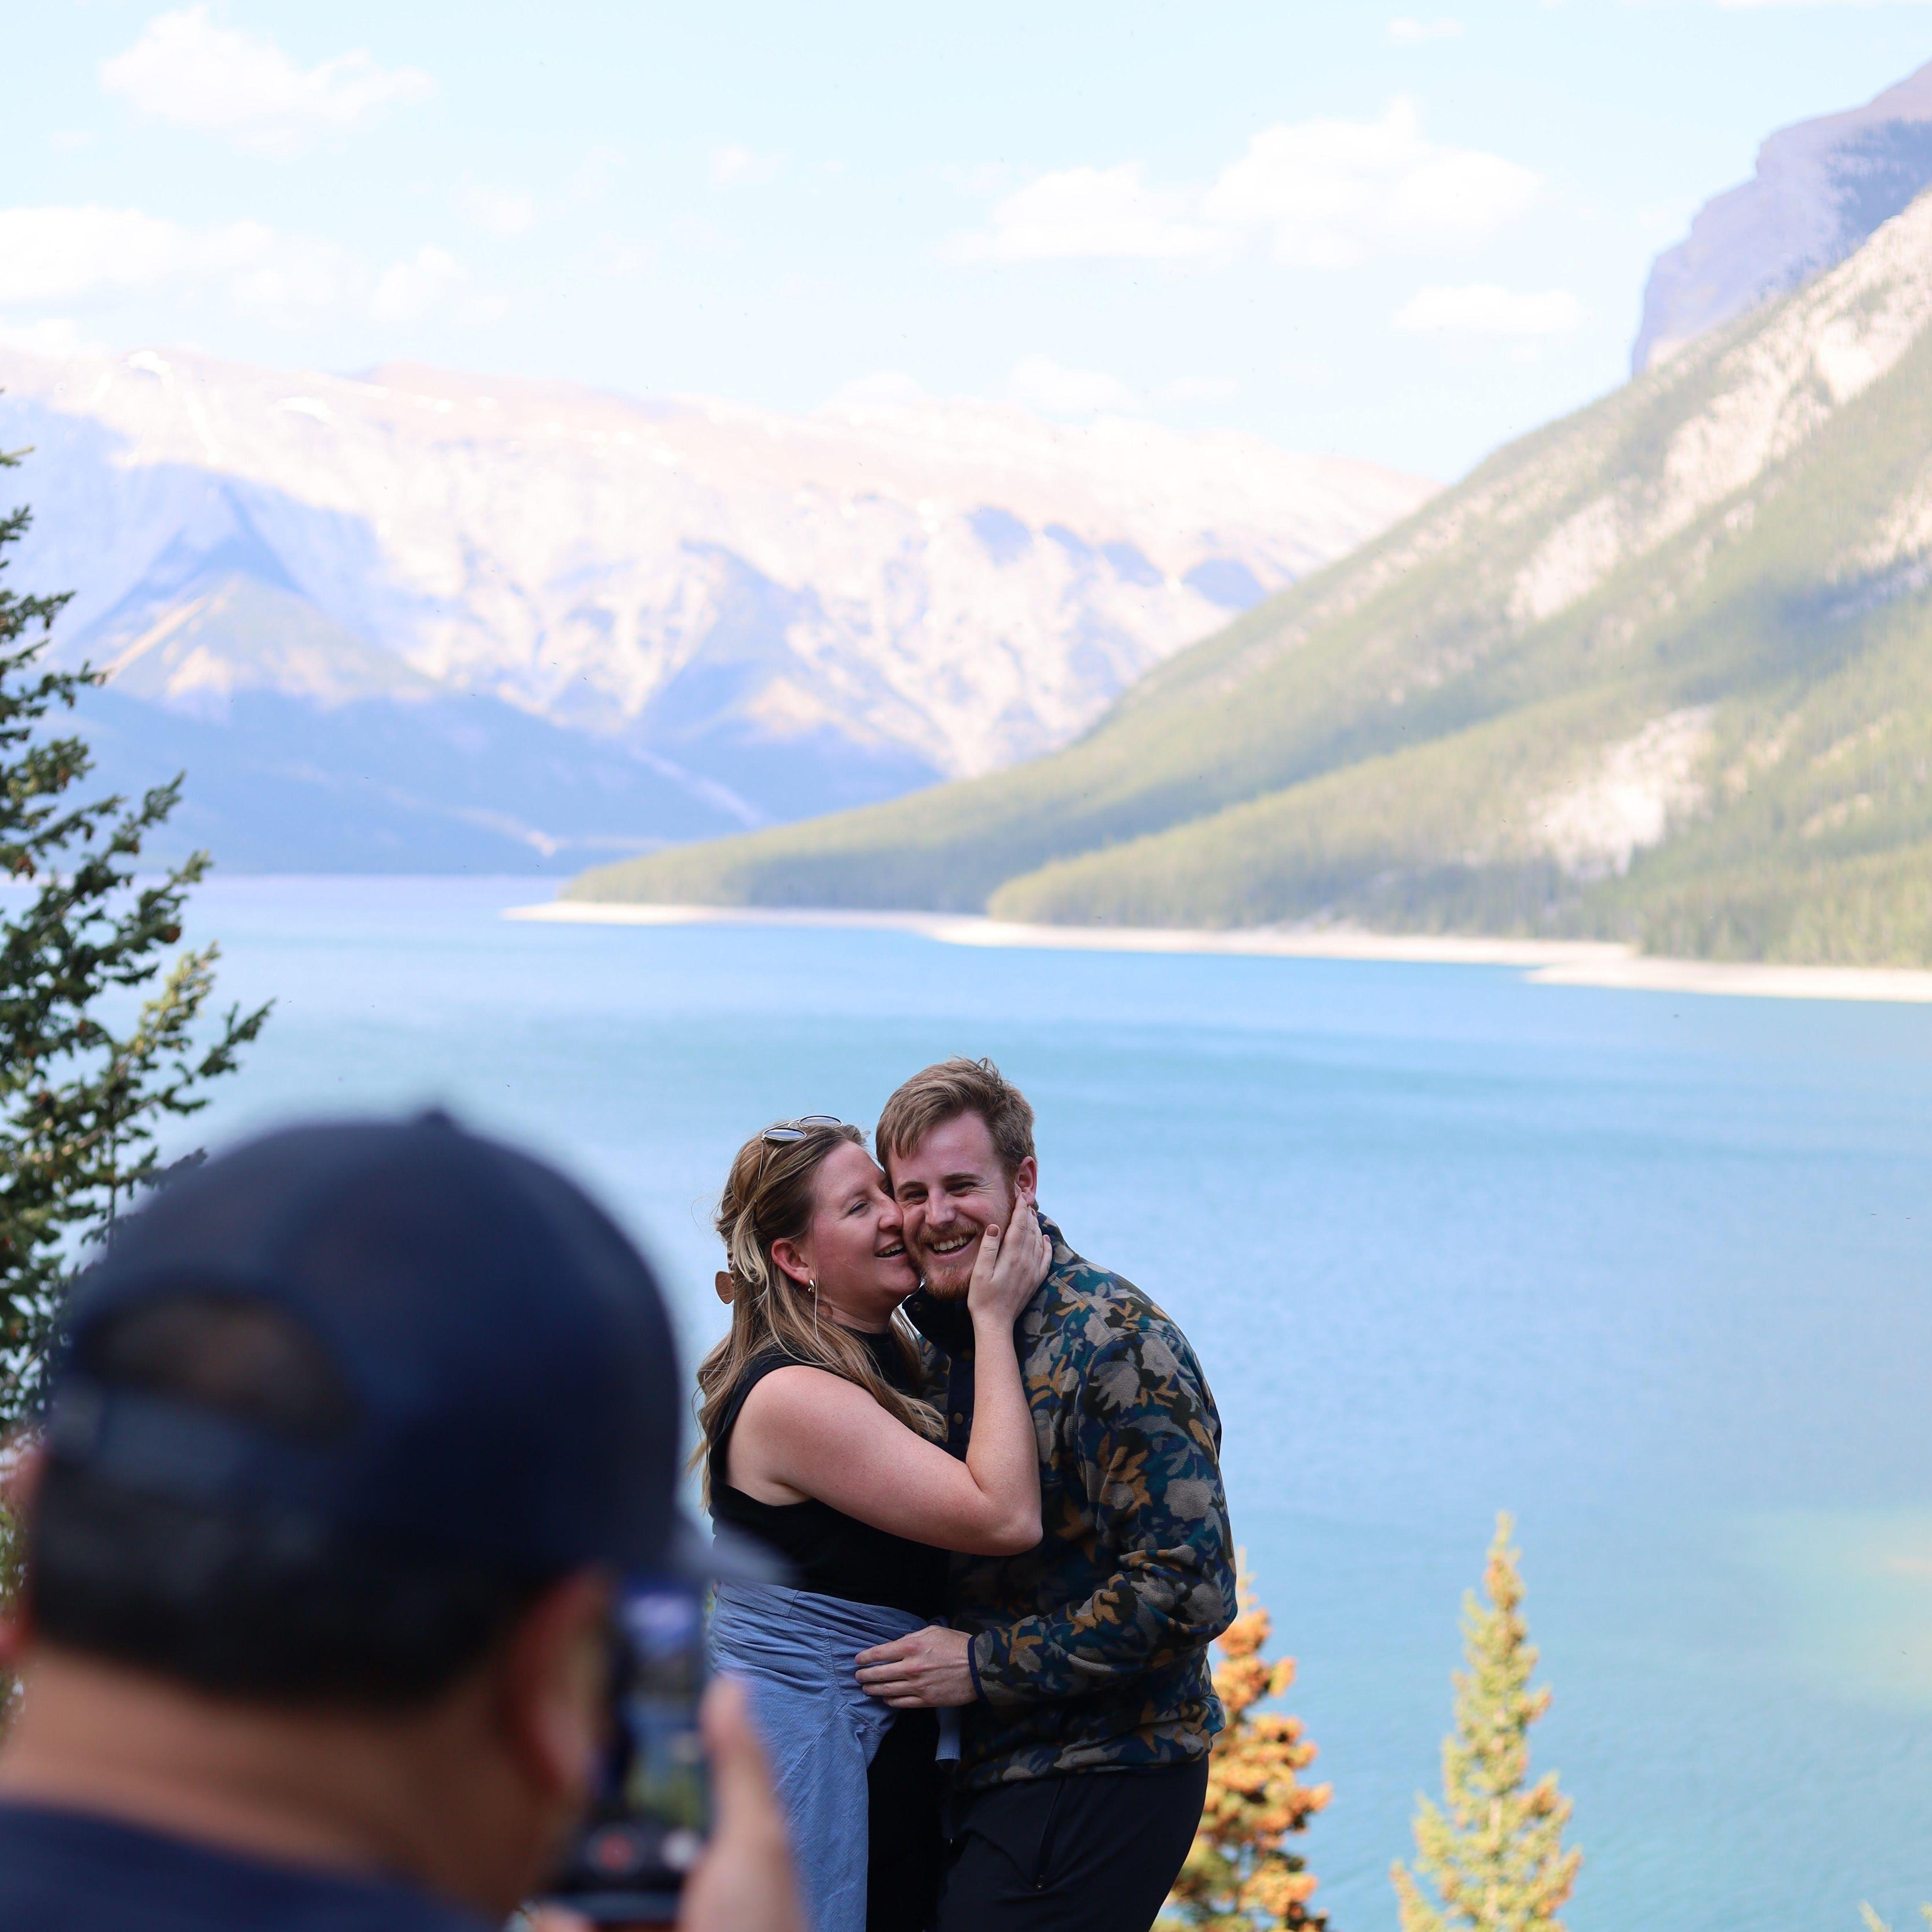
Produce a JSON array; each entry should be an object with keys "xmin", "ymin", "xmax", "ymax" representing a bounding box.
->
[
  {"xmin": 0, "ymin": 1801, "xmax": 486, "ymax": 1930},
  {"xmin": 1039, "ymin": 1230, "xmax": 1193, "ymax": 1358},
  {"xmin": 736, "ymin": 1358, "xmax": 876, "ymax": 1421}
]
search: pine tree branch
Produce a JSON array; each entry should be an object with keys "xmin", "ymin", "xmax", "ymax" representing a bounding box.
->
[
  {"xmin": 1391, "ymin": 1516, "xmax": 1581, "ymax": 1932},
  {"xmin": 0, "ymin": 458, "xmax": 268, "ymax": 1423}
]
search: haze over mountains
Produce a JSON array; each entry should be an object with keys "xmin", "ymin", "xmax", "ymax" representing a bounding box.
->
[
  {"xmin": 0, "ymin": 347, "xmax": 1429, "ymax": 871},
  {"xmin": 579, "ymin": 159, "xmax": 1932, "ymax": 965},
  {"xmin": 1635, "ymin": 57, "xmax": 1932, "ymax": 375}
]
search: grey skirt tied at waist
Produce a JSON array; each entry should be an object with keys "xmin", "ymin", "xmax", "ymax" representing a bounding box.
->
[{"xmin": 707, "ymin": 1582, "xmax": 959, "ymax": 1932}]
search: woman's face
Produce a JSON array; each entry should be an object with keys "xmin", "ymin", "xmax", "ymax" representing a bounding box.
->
[{"xmin": 780, "ymin": 1140, "xmax": 917, "ymax": 1329}]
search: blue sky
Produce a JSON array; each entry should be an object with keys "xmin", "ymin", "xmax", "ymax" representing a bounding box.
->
[{"xmin": 8, "ymin": 1, "xmax": 1932, "ymax": 478}]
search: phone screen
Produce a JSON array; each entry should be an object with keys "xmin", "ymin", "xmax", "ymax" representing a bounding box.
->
[{"xmin": 542, "ymin": 1578, "xmax": 710, "ymax": 1924}]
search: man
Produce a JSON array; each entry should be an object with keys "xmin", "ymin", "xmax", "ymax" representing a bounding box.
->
[
  {"xmin": 854, "ymin": 1059, "xmax": 1235, "ymax": 1932},
  {"xmin": 0, "ymin": 1113, "xmax": 798, "ymax": 1932}
]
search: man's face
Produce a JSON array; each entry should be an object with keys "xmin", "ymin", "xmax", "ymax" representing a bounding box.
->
[{"xmin": 890, "ymin": 1111, "xmax": 1036, "ymax": 1301}]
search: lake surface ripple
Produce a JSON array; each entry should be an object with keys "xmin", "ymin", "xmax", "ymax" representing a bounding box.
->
[{"xmin": 175, "ymin": 877, "xmax": 1932, "ymax": 1932}]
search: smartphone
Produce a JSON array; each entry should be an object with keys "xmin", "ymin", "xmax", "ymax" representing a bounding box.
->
[{"xmin": 543, "ymin": 1578, "xmax": 711, "ymax": 1925}]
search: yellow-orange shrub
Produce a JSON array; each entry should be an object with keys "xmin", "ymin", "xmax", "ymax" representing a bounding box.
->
[{"xmin": 1163, "ymin": 1558, "xmax": 1331, "ymax": 1932}]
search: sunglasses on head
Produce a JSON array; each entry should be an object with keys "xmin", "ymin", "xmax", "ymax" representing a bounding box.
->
[{"xmin": 761, "ymin": 1115, "xmax": 847, "ymax": 1145}]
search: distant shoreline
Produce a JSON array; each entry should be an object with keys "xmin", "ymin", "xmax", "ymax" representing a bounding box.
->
[{"xmin": 503, "ymin": 901, "xmax": 1932, "ymax": 1005}]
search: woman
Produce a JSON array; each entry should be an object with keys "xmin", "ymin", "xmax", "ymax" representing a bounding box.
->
[{"xmin": 699, "ymin": 1115, "xmax": 1048, "ymax": 1932}]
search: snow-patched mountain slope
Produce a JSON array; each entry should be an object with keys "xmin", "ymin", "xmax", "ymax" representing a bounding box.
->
[
  {"xmin": 581, "ymin": 186, "xmax": 1932, "ymax": 965},
  {"xmin": 0, "ymin": 346, "xmax": 1433, "ymax": 833},
  {"xmin": 1633, "ymin": 60, "xmax": 1932, "ymax": 375}
]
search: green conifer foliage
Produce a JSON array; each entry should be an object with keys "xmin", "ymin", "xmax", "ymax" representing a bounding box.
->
[
  {"xmin": 1391, "ymin": 1513, "xmax": 1581, "ymax": 1932},
  {"xmin": 0, "ymin": 444, "xmax": 270, "ymax": 1424}
]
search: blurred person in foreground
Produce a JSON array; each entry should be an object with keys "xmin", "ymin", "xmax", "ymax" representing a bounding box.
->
[
  {"xmin": 0, "ymin": 1113, "xmax": 799, "ymax": 1932},
  {"xmin": 697, "ymin": 1117, "xmax": 1049, "ymax": 1932},
  {"xmin": 855, "ymin": 1059, "xmax": 1236, "ymax": 1932}
]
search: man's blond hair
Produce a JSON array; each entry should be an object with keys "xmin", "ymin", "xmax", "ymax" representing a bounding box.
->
[{"xmin": 876, "ymin": 1056, "xmax": 1036, "ymax": 1179}]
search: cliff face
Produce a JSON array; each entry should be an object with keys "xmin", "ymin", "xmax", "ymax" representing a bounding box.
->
[
  {"xmin": 583, "ymin": 188, "xmax": 1932, "ymax": 966},
  {"xmin": 0, "ymin": 345, "xmax": 1430, "ymax": 869},
  {"xmin": 1633, "ymin": 61, "xmax": 1932, "ymax": 375}
]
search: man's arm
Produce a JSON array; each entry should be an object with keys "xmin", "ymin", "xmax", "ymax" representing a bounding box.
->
[{"xmin": 970, "ymin": 1325, "xmax": 1235, "ymax": 1706}]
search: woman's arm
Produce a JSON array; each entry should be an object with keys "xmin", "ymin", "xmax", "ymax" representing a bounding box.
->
[{"xmin": 727, "ymin": 1218, "xmax": 1049, "ymax": 1556}]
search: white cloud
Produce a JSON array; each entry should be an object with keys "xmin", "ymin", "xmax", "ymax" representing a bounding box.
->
[
  {"xmin": 0, "ymin": 203, "xmax": 485, "ymax": 329},
  {"xmin": 1388, "ymin": 16, "xmax": 1466, "ymax": 39},
  {"xmin": 0, "ymin": 205, "xmax": 271, "ymax": 305},
  {"xmin": 572, "ymin": 144, "xmax": 626, "ymax": 202},
  {"xmin": 819, "ymin": 372, "xmax": 931, "ymax": 414},
  {"xmin": 1393, "ymin": 283, "xmax": 1588, "ymax": 335},
  {"xmin": 596, "ymin": 237, "xmax": 654, "ymax": 279},
  {"xmin": 1007, "ymin": 355, "xmax": 1143, "ymax": 417},
  {"xmin": 100, "ymin": 5, "xmax": 434, "ymax": 158},
  {"xmin": 710, "ymin": 144, "xmax": 784, "ymax": 188},
  {"xmin": 1166, "ymin": 374, "xmax": 1238, "ymax": 402},
  {"xmin": 950, "ymin": 164, "xmax": 1226, "ymax": 264},
  {"xmin": 458, "ymin": 183, "xmax": 538, "ymax": 238},
  {"xmin": 0, "ymin": 317, "xmax": 100, "ymax": 359},
  {"xmin": 950, "ymin": 101, "xmax": 1537, "ymax": 270},
  {"xmin": 1204, "ymin": 100, "xmax": 1540, "ymax": 269},
  {"xmin": 941, "ymin": 161, "xmax": 1016, "ymax": 198},
  {"xmin": 224, "ymin": 229, "xmax": 361, "ymax": 315},
  {"xmin": 370, "ymin": 246, "xmax": 467, "ymax": 323}
]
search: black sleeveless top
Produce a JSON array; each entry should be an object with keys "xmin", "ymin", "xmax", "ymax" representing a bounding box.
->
[{"xmin": 708, "ymin": 1331, "xmax": 948, "ymax": 1619}]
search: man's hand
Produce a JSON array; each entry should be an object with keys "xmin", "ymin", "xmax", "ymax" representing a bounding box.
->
[
  {"xmin": 530, "ymin": 1678, "xmax": 801, "ymax": 1932},
  {"xmin": 853, "ymin": 1625, "xmax": 977, "ymax": 1709}
]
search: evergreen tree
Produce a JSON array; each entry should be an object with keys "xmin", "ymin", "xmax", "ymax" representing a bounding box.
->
[
  {"xmin": 1164, "ymin": 1558, "xmax": 1331, "ymax": 1932},
  {"xmin": 1861, "ymin": 1905, "xmax": 1932, "ymax": 1931},
  {"xmin": 0, "ymin": 443, "xmax": 269, "ymax": 1424},
  {"xmin": 1391, "ymin": 1514, "xmax": 1581, "ymax": 1932}
]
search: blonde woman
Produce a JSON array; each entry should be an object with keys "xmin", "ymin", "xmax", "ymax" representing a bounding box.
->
[{"xmin": 699, "ymin": 1116, "xmax": 1048, "ymax": 1932}]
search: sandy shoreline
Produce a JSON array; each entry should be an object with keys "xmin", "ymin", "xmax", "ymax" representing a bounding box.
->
[{"xmin": 503, "ymin": 900, "xmax": 1932, "ymax": 1005}]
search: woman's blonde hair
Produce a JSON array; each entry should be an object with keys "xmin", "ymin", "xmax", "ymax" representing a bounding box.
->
[{"xmin": 694, "ymin": 1120, "xmax": 942, "ymax": 1500}]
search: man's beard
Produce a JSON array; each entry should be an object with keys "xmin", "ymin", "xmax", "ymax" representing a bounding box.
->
[
  {"xmin": 919, "ymin": 1261, "xmax": 974, "ymax": 1303},
  {"xmin": 917, "ymin": 1225, "xmax": 991, "ymax": 1302}
]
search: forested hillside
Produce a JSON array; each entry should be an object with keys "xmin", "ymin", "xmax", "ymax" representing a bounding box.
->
[{"xmin": 572, "ymin": 190, "xmax": 1932, "ymax": 965}]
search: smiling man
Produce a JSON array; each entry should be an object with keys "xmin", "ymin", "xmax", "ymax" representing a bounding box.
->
[{"xmin": 853, "ymin": 1057, "xmax": 1235, "ymax": 1932}]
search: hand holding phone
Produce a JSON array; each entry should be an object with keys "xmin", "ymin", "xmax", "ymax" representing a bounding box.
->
[
  {"xmin": 533, "ymin": 1680, "xmax": 798, "ymax": 1932},
  {"xmin": 537, "ymin": 1572, "xmax": 801, "ymax": 1932},
  {"xmin": 543, "ymin": 1581, "xmax": 709, "ymax": 1924}
]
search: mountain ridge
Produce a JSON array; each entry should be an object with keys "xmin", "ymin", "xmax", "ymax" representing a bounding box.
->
[
  {"xmin": 1634, "ymin": 59, "xmax": 1932, "ymax": 374},
  {"xmin": 0, "ymin": 342, "xmax": 1430, "ymax": 870},
  {"xmin": 570, "ymin": 185, "xmax": 1932, "ymax": 966}
]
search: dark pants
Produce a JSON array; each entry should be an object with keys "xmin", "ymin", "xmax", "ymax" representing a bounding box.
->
[
  {"xmin": 867, "ymin": 1710, "xmax": 943, "ymax": 1932},
  {"xmin": 932, "ymin": 1759, "xmax": 1209, "ymax": 1932}
]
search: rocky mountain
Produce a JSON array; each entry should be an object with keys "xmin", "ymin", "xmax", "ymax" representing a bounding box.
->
[
  {"xmin": 1634, "ymin": 60, "xmax": 1932, "ymax": 374},
  {"xmin": 0, "ymin": 345, "xmax": 1430, "ymax": 871},
  {"xmin": 574, "ymin": 186, "xmax": 1932, "ymax": 966}
]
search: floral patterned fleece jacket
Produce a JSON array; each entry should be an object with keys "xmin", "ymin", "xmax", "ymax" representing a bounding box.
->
[{"xmin": 905, "ymin": 1215, "xmax": 1236, "ymax": 1789}]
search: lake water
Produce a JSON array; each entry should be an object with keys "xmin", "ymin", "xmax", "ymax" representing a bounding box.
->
[{"xmin": 165, "ymin": 875, "xmax": 1932, "ymax": 1932}]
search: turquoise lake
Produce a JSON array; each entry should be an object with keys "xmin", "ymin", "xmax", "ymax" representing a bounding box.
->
[{"xmin": 163, "ymin": 875, "xmax": 1932, "ymax": 1932}]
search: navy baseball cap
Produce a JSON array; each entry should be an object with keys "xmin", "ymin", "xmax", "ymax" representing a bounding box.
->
[{"xmin": 44, "ymin": 1112, "xmax": 726, "ymax": 1583}]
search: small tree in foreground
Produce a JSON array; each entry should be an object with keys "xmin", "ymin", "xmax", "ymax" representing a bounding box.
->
[
  {"xmin": 1163, "ymin": 1557, "xmax": 1332, "ymax": 1931},
  {"xmin": 1861, "ymin": 1905, "xmax": 1932, "ymax": 1931},
  {"xmin": 1392, "ymin": 1514, "xmax": 1580, "ymax": 1932},
  {"xmin": 0, "ymin": 442, "xmax": 270, "ymax": 1425}
]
